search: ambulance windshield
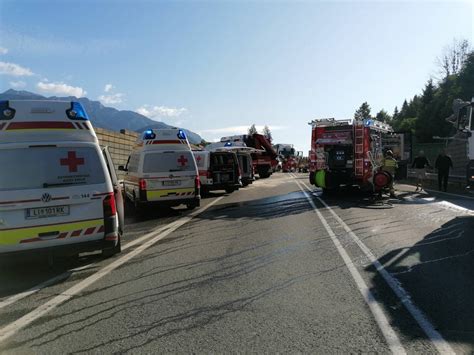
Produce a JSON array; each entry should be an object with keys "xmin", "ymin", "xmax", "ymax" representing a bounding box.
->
[
  {"xmin": 143, "ymin": 151, "xmax": 196, "ymax": 173},
  {"xmin": 0, "ymin": 147, "xmax": 105, "ymax": 190}
]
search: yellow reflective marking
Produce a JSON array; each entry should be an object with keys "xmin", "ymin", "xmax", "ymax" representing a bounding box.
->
[
  {"xmin": 147, "ymin": 188, "xmax": 195, "ymax": 200},
  {"xmin": 0, "ymin": 218, "xmax": 103, "ymax": 245}
]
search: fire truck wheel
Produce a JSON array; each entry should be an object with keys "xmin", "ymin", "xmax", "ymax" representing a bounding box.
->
[{"xmin": 322, "ymin": 187, "xmax": 339, "ymax": 195}]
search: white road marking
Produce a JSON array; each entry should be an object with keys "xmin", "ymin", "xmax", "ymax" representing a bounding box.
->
[
  {"xmin": 292, "ymin": 177, "xmax": 406, "ymax": 354},
  {"xmin": 293, "ymin": 175, "xmax": 456, "ymax": 355},
  {"xmin": 0, "ymin": 264, "xmax": 92, "ymax": 311},
  {"xmin": 0, "ymin": 197, "xmax": 224, "ymax": 344},
  {"xmin": 424, "ymin": 188, "xmax": 474, "ymax": 201},
  {"xmin": 0, "ymin": 203, "xmax": 218, "ymax": 311}
]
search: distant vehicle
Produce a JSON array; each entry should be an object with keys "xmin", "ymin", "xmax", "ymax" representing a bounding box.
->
[
  {"xmin": 447, "ymin": 97, "xmax": 474, "ymax": 192},
  {"xmin": 308, "ymin": 117, "xmax": 395, "ymax": 193},
  {"xmin": 236, "ymin": 150, "xmax": 255, "ymax": 186},
  {"xmin": 0, "ymin": 100, "xmax": 123, "ymax": 259},
  {"xmin": 120, "ymin": 128, "xmax": 201, "ymax": 211},
  {"xmin": 274, "ymin": 143, "xmax": 298, "ymax": 172},
  {"xmin": 220, "ymin": 134, "xmax": 278, "ymax": 178},
  {"xmin": 193, "ymin": 148, "xmax": 241, "ymax": 194}
]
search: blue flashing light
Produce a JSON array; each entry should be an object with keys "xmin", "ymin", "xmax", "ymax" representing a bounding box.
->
[
  {"xmin": 224, "ymin": 142, "xmax": 233, "ymax": 147},
  {"xmin": 177, "ymin": 129, "xmax": 187, "ymax": 140},
  {"xmin": 66, "ymin": 102, "xmax": 89, "ymax": 120},
  {"xmin": 143, "ymin": 129, "xmax": 156, "ymax": 139},
  {"xmin": 364, "ymin": 119, "xmax": 373, "ymax": 127},
  {"xmin": 0, "ymin": 101, "xmax": 15, "ymax": 120}
]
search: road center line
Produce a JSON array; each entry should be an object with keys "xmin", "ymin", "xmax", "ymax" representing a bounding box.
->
[
  {"xmin": 294, "ymin": 174, "xmax": 455, "ymax": 355},
  {"xmin": 291, "ymin": 176, "xmax": 406, "ymax": 354},
  {"xmin": 0, "ymin": 196, "xmax": 224, "ymax": 344}
]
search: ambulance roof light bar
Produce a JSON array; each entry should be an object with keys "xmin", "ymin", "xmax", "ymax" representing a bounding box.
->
[{"xmin": 66, "ymin": 102, "xmax": 89, "ymax": 121}]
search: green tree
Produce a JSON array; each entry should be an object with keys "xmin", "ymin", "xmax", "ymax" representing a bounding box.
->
[
  {"xmin": 262, "ymin": 125, "xmax": 272, "ymax": 142},
  {"xmin": 392, "ymin": 106, "xmax": 399, "ymax": 121},
  {"xmin": 354, "ymin": 102, "xmax": 371, "ymax": 121},
  {"xmin": 375, "ymin": 109, "xmax": 391, "ymax": 123},
  {"xmin": 248, "ymin": 124, "xmax": 258, "ymax": 135}
]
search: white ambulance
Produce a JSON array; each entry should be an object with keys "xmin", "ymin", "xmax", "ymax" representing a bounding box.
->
[
  {"xmin": 0, "ymin": 100, "xmax": 123, "ymax": 259},
  {"xmin": 120, "ymin": 129, "xmax": 201, "ymax": 211}
]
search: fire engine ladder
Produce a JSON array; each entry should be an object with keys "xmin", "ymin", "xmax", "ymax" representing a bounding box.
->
[{"xmin": 354, "ymin": 124, "xmax": 364, "ymax": 178}]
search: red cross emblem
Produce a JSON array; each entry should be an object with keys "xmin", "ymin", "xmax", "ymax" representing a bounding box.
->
[
  {"xmin": 60, "ymin": 151, "xmax": 85, "ymax": 172},
  {"xmin": 177, "ymin": 155, "xmax": 188, "ymax": 166},
  {"xmin": 196, "ymin": 156, "xmax": 202, "ymax": 162}
]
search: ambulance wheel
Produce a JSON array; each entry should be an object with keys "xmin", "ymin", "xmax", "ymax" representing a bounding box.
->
[
  {"xmin": 102, "ymin": 235, "xmax": 121, "ymax": 258},
  {"xmin": 186, "ymin": 200, "xmax": 200, "ymax": 210},
  {"xmin": 133, "ymin": 196, "xmax": 144, "ymax": 214}
]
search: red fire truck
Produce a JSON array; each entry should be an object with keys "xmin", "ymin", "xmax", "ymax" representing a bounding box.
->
[
  {"xmin": 274, "ymin": 144, "xmax": 298, "ymax": 172},
  {"xmin": 308, "ymin": 118, "xmax": 394, "ymax": 193},
  {"xmin": 221, "ymin": 134, "xmax": 278, "ymax": 178}
]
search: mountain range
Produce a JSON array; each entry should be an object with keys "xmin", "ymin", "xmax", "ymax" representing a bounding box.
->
[{"xmin": 0, "ymin": 89, "xmax": 203, "ymax": 144}]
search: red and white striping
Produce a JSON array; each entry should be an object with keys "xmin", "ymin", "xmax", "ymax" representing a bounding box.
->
[{"xmin": 20, "ymin": 225, "xmax": 105, "ymax": 244}]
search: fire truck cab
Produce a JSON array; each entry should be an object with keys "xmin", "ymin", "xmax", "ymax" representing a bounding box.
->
[{"xmin": 309, "ymin": 118, "xmax": 394, "ymax": 193}]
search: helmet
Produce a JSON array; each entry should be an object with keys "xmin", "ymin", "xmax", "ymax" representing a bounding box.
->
[{"xmin": 385, "ymin": 150, "xmax": 393, "ymax": 157}]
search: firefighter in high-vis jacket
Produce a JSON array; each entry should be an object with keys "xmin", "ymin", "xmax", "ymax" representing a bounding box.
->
[{"xmin": 382, "ymin": 150, "xmax": 398, "ymax": 198}]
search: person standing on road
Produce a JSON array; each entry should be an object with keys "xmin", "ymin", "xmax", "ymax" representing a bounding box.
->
[
  {"xmin": 412, "ymin": 151, "xmax": 431, "ymax": 192},
  {"xmin": 435, "ymin": 149, "xmax": 453, "ymax": 192},
  {"xmin": 382, "ymin": 150, "xmax": 398, "ymax": 198}
]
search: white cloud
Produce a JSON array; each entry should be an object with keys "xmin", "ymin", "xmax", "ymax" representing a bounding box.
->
[
  {"xmin": 98, "ymin": 93, "xmax": 124, "ymax": 105},
  {"xmin": 36, "ymin": 81, "xmax": 87, "ymax": 97},
  {"xmin": 0, "ymin": 47, "xmax": 8, "ymax": 55},
  {"xmin": 200, "ymin": 125, "xmax": 286, "ymax": 135},
  {"xmin": 104, "ymin": 84, "xmax": 114, "ymax": 93},
  {"xmin": 9, "ymin": 80, "xmax": 26, "ymax": 89},
  {"xmin": 0, "ymin": 61, "xmax": 33, "ymax": 76},
  {"xmin": 136, "ymin": 105, "xmax": 188, "ymax": 119}
]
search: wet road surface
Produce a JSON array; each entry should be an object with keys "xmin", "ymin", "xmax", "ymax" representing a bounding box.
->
[{"xmin": 0, "ymin": 173, "xmax": 473, "ymax": 353}]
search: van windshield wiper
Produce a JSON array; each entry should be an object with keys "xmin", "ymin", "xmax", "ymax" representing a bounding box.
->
[
  {"xmin": 169, "ymin": 169, "xmax": 183, "ymax": 172},
  {"xmin": 43, "ymin": 182, "xmax": 85, "ymax": 188}
]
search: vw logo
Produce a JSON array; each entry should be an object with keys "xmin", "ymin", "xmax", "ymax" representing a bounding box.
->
[{"xmin": 41, "ymin": 193, "xmax": 52, "ymax": 203}]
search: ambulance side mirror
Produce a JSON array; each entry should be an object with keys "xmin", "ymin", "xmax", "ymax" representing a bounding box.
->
[{"xmin": 118, "ymin": 165, "xmax": 127, "ymax": 171}]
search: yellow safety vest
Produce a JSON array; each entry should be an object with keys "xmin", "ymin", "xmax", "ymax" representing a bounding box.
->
[{"xmin": 382, "ymin": 157, "xmax": 398, "ymax": 175}]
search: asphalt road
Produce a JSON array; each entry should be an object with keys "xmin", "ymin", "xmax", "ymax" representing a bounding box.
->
[{"xmin": 0, "ymin": 173, "xmax": 473, "ymax": 353}]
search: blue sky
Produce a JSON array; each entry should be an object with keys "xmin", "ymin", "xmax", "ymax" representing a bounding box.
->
[{"xmin": 0, "ymin": 0, "xmax": 472, "ymax": 152}]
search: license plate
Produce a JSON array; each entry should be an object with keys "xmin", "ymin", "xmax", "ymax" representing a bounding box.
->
[
  {"xmin": 163, "ymin": 180, "xmax": 181, "ymax": 186},
  {"xmin": 221, "ymin": 174, "xmax": 230, "ymax": 182},
  {"xmin": 26, "ymin": 205, "xmax": 70, "ymax": 219}
]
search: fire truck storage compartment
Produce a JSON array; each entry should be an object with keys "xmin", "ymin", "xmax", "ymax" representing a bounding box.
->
[
  {"xmin": 327, "ymin": 146, "xmax": 353, "ymax": 170},
  {"xmin": 210, "ymin": 152, "xmax": 238, "ymax": 185}
]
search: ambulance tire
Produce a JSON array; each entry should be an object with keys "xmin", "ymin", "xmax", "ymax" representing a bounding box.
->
[
  {"xmin": 133, "ymin": 194, "xmax": 145, "ymax": 215},
  {"xmin": 186, "ymin": 199, "xmax": 200, "ymax": 210},
  {"xmin": 102, "ymin": 235, "xmax": 122, "ymax": 258}
]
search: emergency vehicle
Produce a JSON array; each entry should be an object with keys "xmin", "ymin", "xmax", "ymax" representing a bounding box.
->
[
  {"xmin": 193, "ymin": 146, "xmax": 241, "ymax": 194},
  {"xmin": 120, "ymin": 128, "xmax": 201, "ymax": 211},
  {"xmin": 195, "ymin": 141, "xmax": 255, "ymax": 190},
  {"xmin": 0, "ymin": 100, "xmax": 123, "ymax": 258},
  {"xmin": 448, "ymin": 97, "xmax": 474, "ymax": 191},
  {"xmin": 274, "ymin": 144, "xmax": 299, "ymax": 172},
  {"xmin": 220, "ymin": 134, "xmax": 278, "ymax": 178},
  {"xmin": 308, "ymin": 117, "xmax": 394, "ymax": 193}
]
